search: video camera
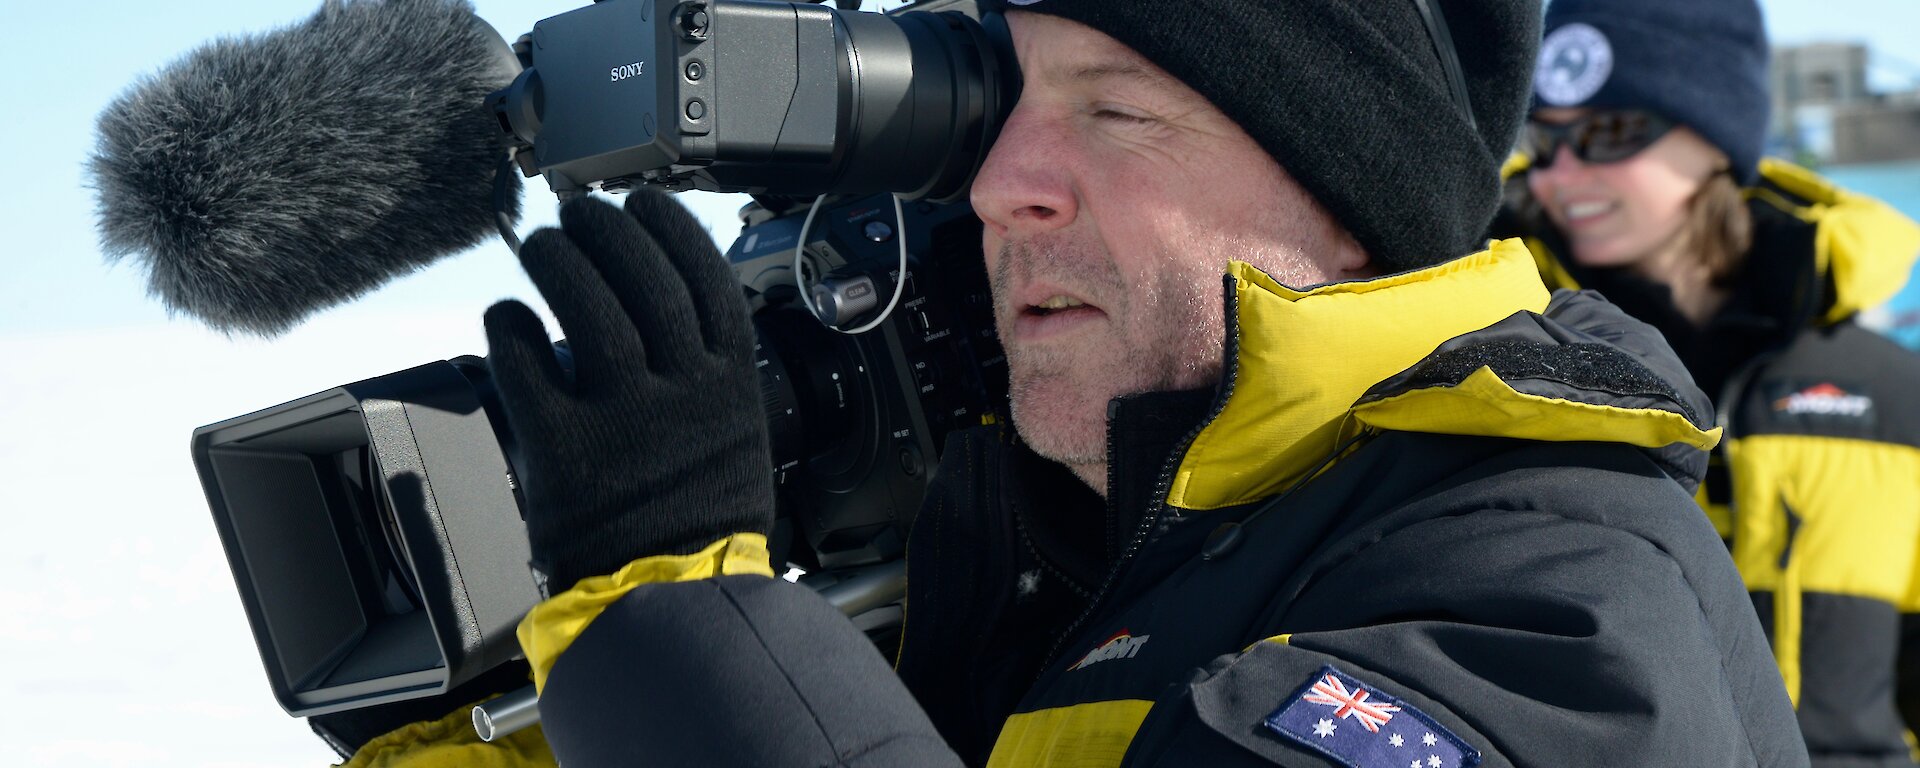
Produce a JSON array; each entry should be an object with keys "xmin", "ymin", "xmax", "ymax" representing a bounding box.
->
[{"xmin": 190, "ymin": 0, "xmax": 1015, "ymax": 723}]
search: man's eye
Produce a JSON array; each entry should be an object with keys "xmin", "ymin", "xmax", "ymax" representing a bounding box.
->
[{"xmin": 1093, "ymin": 107, "xmax": 1157, "ymax": 125}]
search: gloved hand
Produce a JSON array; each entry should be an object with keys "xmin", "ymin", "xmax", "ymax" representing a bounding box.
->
[{"xmin": 484, "ymin": 189, "xmax": 775, "ymax": 594}]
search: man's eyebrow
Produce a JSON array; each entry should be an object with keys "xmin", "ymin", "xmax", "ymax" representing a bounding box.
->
[{"xmin": 1063, "ymin": 61, "xmax": 1177, "ymax": 89}]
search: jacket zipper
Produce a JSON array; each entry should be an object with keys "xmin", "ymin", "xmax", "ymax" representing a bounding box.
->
[
  {"xmin": 1030, "ymin": 278, "xmax": 1249, "ymax": 682},
  {"xmin": 1031, "ymin": 408, "xmax": 1210, "ymax": 683}
]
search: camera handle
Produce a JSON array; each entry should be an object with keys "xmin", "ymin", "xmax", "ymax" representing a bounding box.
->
[
  {"xmin": 472, "ymin": 685, "xmax": 540, "ymax": 742},
  {"xmin": 794, "ymin": 193, "xmax": 912, "ymax": 335},
  {"xmin": 471, "ymin": 559, "xmax": 910, "ymax": 742},
  {"xmin": 494, "ymin": 150, "xmax": 526, "ymax": 255}
]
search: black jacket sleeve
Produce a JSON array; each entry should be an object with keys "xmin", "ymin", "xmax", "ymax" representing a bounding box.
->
[{"xmin": 534, "ymin": 574, "xmax": 964, "ymax": 768}]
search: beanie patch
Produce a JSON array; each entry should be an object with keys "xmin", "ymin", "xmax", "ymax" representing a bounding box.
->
[{"xmin": 1535, "ymin": 23, "xmax": 1614, "ymax": 107}]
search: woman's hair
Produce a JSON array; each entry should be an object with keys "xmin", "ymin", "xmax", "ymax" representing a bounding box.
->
[{"xmin": 1688, "ymin": 169, "xmax": 1753, "ymax": 286}]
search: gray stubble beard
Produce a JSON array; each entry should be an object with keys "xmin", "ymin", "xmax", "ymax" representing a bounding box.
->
[{"xmin": 992, "ymin": 239, "xmax": 1227, "ymax": 489}]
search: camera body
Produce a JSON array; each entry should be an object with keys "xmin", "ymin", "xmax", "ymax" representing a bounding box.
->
[
  {"xmin": 490, "ymin": 0, "xmax": 1013, "ymax": 202},
  {"xmin": 741, "ymin": 195, "xmax": 1007, "ymax": 572},
  {"xmin": 196, "ymin": 0, "xmax": 1018, "ymax": 720}
]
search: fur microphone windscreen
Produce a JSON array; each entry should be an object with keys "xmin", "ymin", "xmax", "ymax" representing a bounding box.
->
[{"xmin": 88, "ymin": 0, "xmax": 523, "ymax": 336}]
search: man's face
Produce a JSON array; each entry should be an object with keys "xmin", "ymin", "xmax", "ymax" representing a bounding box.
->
[{"xmin": 971, "ymin": 12, "xmax": 1371, "ymax": 492}]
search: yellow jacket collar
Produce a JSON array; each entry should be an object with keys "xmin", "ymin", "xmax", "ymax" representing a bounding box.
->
[
  {"xmin": 1752, "ymin": 159, "xmax": 1920, "ymax": 324},
  {"xmin": 1167, "ymin": 240, "xmax": 1551, "ymax": 510}
]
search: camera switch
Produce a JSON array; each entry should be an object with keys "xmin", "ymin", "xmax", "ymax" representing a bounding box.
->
[
  {"xmin": 679, "ymin": 7, "xmax": 710, "ymax": 37},
  {"xmin": 912, "ymin": 358, "xmax": 938, "ymax": 393}
]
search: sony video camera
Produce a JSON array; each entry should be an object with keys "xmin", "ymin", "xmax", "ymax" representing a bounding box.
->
[{"xmin": 191, "ymin": 0, "xmax": 1015, "ymax": 720}]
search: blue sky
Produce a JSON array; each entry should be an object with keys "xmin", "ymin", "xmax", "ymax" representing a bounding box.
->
[
  {"xmin": 1, "ymin": 1, "xmax": 1917, "ymax": 765},
  {"xmin": 1762, "ymin": 0, "xmax": 1920, "ymax": 90},
  {"xmin": 3, "ymin": 0, "xmax": 1918, "ymax": 335}
]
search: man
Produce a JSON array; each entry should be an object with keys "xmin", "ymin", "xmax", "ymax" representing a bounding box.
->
[{"xmin": 403, "ymin": 1, "xmax": 1809, "ymax": 766}]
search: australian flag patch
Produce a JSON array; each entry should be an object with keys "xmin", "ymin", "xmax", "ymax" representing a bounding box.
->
[{"xmin": 1265, "ymin": 665, "xmax": 1480, "ymax": 768}]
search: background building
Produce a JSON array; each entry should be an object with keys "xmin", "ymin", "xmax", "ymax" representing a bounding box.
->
[{"xmin": 1774, "ymin": 42, "xmax": 1920, "ymax": 164}]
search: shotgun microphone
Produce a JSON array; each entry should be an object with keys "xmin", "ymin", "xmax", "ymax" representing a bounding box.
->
[{"xmin": 88, "ymin": 0, "xmax": 522, "ymax": 336}]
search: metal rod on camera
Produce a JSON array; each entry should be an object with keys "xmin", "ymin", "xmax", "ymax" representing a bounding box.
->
[
  {"xmin": 473, "ymin": 559, "xmax": 909, "ymax": 742},
  {"xmin": 815, "ymin": 559, "xmax": 908, "ymax": 616},
  {"xmin": 473, "ymin": 685, "xmax": 540, "ymax": 742}
]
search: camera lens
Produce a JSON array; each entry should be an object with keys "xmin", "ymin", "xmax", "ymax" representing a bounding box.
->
[
  {"xmin": 340, "ymin": 446, "xmax": 424, "ymax": 616},
  {"xmin": 827, "ymin": 9, "xmax": 1017, "ymax": 202},
  {"xmin": 757, "ymin": 310, "xmax": 867, "ymax": 472}
]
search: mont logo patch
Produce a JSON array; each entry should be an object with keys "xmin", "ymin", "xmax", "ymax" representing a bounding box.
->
[
  {"xmin": 1067, "ymin": 628, "xmax": 1150, "ymax": 671},
  {"xmin": 1265, "ymin": 666, "xmax": 1479, "ymax": 768}
]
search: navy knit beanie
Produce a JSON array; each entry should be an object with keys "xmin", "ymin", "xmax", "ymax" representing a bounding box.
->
[
  {"xmin": 984, "ymin": 0, "xmax": 1544, "ymax": 273},
  {"xmin": 1536, "ymin": 0, "xmax": 1771, "ymax": 184}
]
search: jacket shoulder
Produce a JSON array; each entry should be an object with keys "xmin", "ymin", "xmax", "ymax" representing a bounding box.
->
[
  {"xmin": 1353, "ymin": 434, "xmax": 1730, "ymax": 581},
  {"xmin": 1311, "ymin": 439, "xmax": 1801, "ymax": 764},
  {"xmin": 1124, "ymin": 435, "xmax": 1808, "ymax": 767}
]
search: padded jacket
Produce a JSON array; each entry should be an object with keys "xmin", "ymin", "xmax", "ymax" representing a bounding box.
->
[{"xmin": 1496, "ymin": 158, "xmax": 1920, "ymax": 767}]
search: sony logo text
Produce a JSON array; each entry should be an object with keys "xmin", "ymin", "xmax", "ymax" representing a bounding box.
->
[{"xmin": 611, "ymin": 62, "xmax": 646, "ymax": 82}]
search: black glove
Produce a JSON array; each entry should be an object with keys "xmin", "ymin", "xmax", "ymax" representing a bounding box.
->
[{"xmin": 484, "ymin": 189, "xmax": 775, "ymax": 594}]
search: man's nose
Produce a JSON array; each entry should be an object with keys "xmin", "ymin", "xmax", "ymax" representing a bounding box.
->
[{"xmin": 970, "ymin": 106, "xmax": 1078, "ymax": 241}]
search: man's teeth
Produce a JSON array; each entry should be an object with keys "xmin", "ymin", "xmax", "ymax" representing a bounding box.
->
[
  {"xmin": 1566, "ymin": 202, "xmax": 1614, "ymax": 219},
  {"xmin": 1035, "ymin": 295, "xmax": 1087, "ymax": 310}
]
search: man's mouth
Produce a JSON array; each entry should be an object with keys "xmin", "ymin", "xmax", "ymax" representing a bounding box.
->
[
  {"xmin": 1027, "ymin": 294, "xmax": 1091, "ymax": 316},
  {"xmin": 1013, "ymin": 292, "xmax": 1105, "ymax": 340}
]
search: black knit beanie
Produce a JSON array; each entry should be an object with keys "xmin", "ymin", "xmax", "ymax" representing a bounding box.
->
[
  {"xmin": 1537, "ymin": 0, "xmax": 1771, "ymax": 184},
  {"xmin": 983, "ymin": 0, "xmax": 1544, "ymax": 273}
]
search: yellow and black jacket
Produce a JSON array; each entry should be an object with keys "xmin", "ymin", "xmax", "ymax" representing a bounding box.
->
[
  {"xmin": 1497, "ymin": 158, "xmax": 1920, "ymax": 768},
  {"xmin": 507, "ymin": 241, "xmax": 1809, "ymax": 767}
]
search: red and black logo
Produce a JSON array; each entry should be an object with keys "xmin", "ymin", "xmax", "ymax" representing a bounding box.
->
[{"xmin": 1771, "ymin": 382, "xmax": 1874, "ymax": 418}]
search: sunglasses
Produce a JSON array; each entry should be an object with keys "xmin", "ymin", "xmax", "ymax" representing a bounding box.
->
[{"xmin": 1526, "ymin": 110, "xmax": 1676, "ymax": 168}]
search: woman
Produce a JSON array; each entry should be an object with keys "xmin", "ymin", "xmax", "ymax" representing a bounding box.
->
[{"xmin": 1496, "ymin": 1, "xmax": 1920, "ymax": 765}]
